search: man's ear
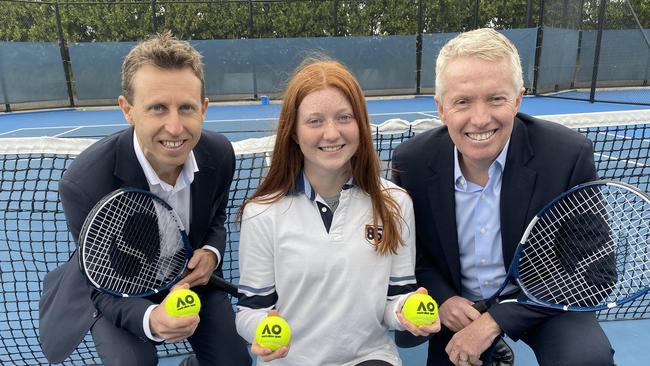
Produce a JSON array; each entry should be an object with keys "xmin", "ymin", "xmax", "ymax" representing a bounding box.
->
[
  {"xmin": 201, "ymin": 97, "xmax": 209, "ymax": 120},
  {"xmin": 434, "ymin": 95, "xmax": 446, "ymax": 125},
  {"xmin": 513, "ymin": 87, "xmax": 525, "ymax": 112},
  {"xmin": 118, "ymin": 95, "xmax": 134, "ymax": 125}
]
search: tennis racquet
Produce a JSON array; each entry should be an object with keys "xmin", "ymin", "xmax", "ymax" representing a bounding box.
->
[
  {"xmin": 473, "ymin": 180, "xmax": 650, "ymax": 313},
  {"xmin": 78, "ymin": 188, "xmax": 238, "ymax": 298}
]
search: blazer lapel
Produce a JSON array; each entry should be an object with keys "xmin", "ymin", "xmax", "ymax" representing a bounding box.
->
[
  {"xmin": 114, "ymin": 127, "xmax": 148, "ymax": 189},
  {"xmin": 188, "ymin": 141, "xmax": 216, "ymax": 247},
  {"xmin": 427, "ymin": 136, "xmax": 462, "ymax": 289},
  {"xmin": 501, "ymin": 117, "xmax": 537, "ymax": 268}
]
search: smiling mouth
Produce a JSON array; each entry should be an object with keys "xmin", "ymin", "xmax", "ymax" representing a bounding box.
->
[
  {"xmin": 160, "ymin": 140, "xmax": 185, "ymax": 149},
  {"xmin": 319, "ymin": 145, "xmax": 344, "ymax": 152},
  {"xmin": 466, "ymin": 130, "xmax": 496, "ymax": 141}
]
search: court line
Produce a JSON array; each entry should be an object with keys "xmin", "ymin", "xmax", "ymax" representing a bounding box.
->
[
  {"xmin": 597, "ymin": 153, "xmax": 647, "ymax": 168},
  {"xmin": 54, "ymin": 126, "xmax": 83, "ymax": 137},
  {"xmin": 0, "ymin": 110, "xmax": 440, "ymax": 137},
  {"xmin": 0, "ymin": 122, "xmax": 125, "ymax": 136},
  {"xmin": 595, "ymin": 130, "xmax": 650, "ymax": 146}
]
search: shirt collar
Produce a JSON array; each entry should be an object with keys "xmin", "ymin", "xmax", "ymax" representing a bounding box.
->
[
  {"xmin": 454, "ymin": 139, "xmax": 510, "ymax": 190},
  {"xmin": 132, "ymin": 132, "xmax": 199, "ymax": 193},
  {"xmin": 289, "ymin": 170, "xmax": 355, "ymax": 201}
]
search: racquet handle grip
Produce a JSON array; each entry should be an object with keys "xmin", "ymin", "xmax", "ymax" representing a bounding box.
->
[
  {"xmin": 472, "ymin": 300, "xmax": 489, "ymax": 313},
  {"xmin": 208, "ymin": 274, "xmax": 239, "ymax": 297}
]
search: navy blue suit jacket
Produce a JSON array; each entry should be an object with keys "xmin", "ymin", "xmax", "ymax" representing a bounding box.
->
[
  {"xmin": 39, "ymin": 127, "xmax": 235, "ymax": 363},
  {"xmin": 392, "ymin": 113, "xmax": 597, "ymax": 340}
]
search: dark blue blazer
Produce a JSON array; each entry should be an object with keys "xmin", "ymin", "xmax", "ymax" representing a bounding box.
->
[
  {"xmin": 39, "ymin": 127, "xmax": 235, "ymax": 363},
  {"xmin": 392, "ymin": 113, "xmax": 597, "ymax": 340}
]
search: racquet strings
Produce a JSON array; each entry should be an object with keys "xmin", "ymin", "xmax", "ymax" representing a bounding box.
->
[
  {"xmin": 518, "ymin": 183, "xmax": 649, "ymax": 308},
  {"xmin": 83, "ymin": 191, "xmax": 186, "ymax": 295}
]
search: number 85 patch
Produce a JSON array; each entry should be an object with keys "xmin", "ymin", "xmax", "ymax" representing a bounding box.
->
[{"xmin": 365, "ymin": 224, "xmax": 383, "ymax": 246}]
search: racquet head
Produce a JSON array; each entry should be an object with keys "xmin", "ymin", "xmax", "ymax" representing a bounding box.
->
[
  {"xmin": 514, "ymin": 180, "xmax": 650, "ymax": 311},
  {"xmin": 78, "ymin": 188, "xmax": 191, "ymax": 297}
]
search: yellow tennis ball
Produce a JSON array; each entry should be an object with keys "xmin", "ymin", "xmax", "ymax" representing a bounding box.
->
[
  {"xmin": 402, "ymin": 293, "xmax": 438, "ymax": 326},
  {"xmin": 255, "ymin": 315, "xmax": 291, "ymax": 351},
  {"xmin": 165, "ymin": 288, "xmax": 201, "ymax": 317}
]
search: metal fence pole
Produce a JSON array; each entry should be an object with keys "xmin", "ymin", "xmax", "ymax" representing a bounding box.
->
[
  {"xmin": 333, "ymin": 0, "xmax": 339, "ymax": 36},
  {"xmin": 473, "ymin": 0, "xmax": 480, "ymax": 29},
  {"xmin": 415, "ymin": 0, "xmax": 424, "ymax": 94},
  {"xmin": 0, "ymin": 49, "xmax": 10, "ymax": 111},
  {"xmin": 54, "ymin": 2, "xmax": 75, "ymax": 107},
  {"xmin": 570, "ymin": 0, "xmax": 588, "ymax": 89},
  {"xmin": 525, "ymin": 0, "xmax": 533, "ymax": 27},
  {"xmin": 248, "ymin": 0, "xmax": 258, "ymax": 99},
  {"xmin": 562, "ymin": 0, "xmax": 569, "ymax": 28},
  {"xmin": 589, "ymin": 0, "xmax": 608, "ymax": 103},
  {"xmin": 532, "ymin": 0, "xmax": 546, "ymax": 95},
  {"xmin": 151, "ymin": 0, "xmax": 157, "ymax": 33}
]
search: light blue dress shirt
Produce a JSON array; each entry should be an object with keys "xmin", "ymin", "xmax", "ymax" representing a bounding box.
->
[{"xmin": 454, "ymin": 141, "xmax": 518, "ymax": 301}]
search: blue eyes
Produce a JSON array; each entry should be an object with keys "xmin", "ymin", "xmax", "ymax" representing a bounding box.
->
[{"xmin": 305, "ymin": 114, "xmax": 354, "ymax": 125}]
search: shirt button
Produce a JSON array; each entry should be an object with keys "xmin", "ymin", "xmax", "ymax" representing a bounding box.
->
[
  {"xmin": 483, "ymin": 281, "xmax": 490, "ymax": 286},
  {"xmin": 321, "ymin": 206, "xmax": 328, "ymax": 213},
  {"xmin": 480, "ymin": 194, "xmax": 486, "ymax": 200},
  {"xmin": 480, "ymin": 259, "xmax": 488, "ymax": 265},
  {"xmin": 480, "ymin": 227, "xmax": 487, "ymax": 235}
]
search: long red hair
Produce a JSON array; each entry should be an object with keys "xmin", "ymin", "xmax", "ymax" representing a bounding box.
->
[{"xmin": 241, "ymin": 58, "xmax": 404, "ymax": 255}]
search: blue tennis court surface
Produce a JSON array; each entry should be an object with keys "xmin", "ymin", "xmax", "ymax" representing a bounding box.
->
[
  {"xmin": 1, "ymin": 95, "xmax": 648, "ymax": 139},
  {"xmin": 1, "ymin": 95, "xmax": 649, "ymax": 365}
]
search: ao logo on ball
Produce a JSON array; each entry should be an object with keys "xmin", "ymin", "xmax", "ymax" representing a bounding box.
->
[{"xmin": 255, "ymin": 315, "xmax": 291, "ymax": 351}]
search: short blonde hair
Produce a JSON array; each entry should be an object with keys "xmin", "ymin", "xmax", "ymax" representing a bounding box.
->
[
  {"xmin": 435, "ymin": 28, "xmax": 523, "ymax": 101},
  {"xmin": 121, "ymin": 31, "xmax": 204, "ymax": 103}
]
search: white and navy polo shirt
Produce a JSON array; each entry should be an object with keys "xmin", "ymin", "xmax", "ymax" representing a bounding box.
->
[{"xmin": 236, "ymin": 172, "xmax": 417, "ymax": 366}]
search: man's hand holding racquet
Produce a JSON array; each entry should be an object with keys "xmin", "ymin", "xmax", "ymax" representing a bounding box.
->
[
  {"xmin": 177, "ymin": 248, "xmax": 218, "ymax": 288},
  {"xmin": 445, "ymin": 312, "xmax": 501, "ymax": 366},
  {"xmin": 439, "ymin": 296, "xmax": 481, "ymax": 332}
]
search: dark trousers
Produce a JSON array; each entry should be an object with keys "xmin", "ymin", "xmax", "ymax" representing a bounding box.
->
[
  {"xmin": 92, "ymin": 290, "xmax": 251, "ymax": 366},
  {"xmin": 425, "ymin": 312, "xmax": 615, "ymax": 366}
]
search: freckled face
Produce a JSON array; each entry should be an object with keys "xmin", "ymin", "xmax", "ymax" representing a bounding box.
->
[{"xmin": 294, "ymin": 87, "xmax": 360, "ymax": 181}]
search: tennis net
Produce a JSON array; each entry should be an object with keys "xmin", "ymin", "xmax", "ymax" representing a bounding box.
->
[{"xmin": 1, "ymin": 110, "xmax": 649, "ymax": 364}]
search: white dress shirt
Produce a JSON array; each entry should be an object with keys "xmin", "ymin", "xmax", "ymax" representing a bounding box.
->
[{"xmin": 131, "ymin": 133, "xmax": 221, "ymax": 341}]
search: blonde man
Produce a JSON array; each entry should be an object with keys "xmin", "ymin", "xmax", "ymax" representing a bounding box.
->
[{"xmin": 393, "ymin": 28, "xmax": 614, "ymax": 366}]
